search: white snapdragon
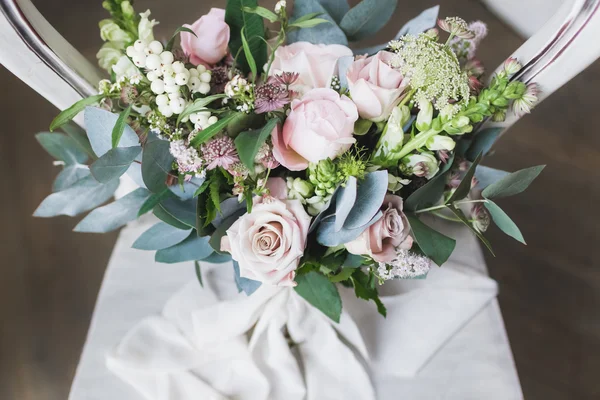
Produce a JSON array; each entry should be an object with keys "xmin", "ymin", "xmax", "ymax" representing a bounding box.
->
[
  {"xmin": 274, "ymin": 0, "xmax": 287, "ymax": 14},
  {"xmin": 138, "ymin": 10, "xmax": 158, "ymax": 43},
  {"xmin": 404, "ymin": 152, "xmax": 440, "ymax": 180},
  {"xmin": 125, "ymin": 39, "xmax": 212, "ymax": 118}
]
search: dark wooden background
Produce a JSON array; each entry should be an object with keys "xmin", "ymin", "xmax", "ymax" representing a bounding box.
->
[{"xmin": 1, "ymin": 0, "xmax": 598, "ymax": 399}]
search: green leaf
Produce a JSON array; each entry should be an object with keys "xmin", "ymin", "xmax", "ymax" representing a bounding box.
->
[
  {"xmin": 132, "ymin": 222, "xmax": 192, "ymax": 250},
  {"xmin": 208, "ymin": 209, "xmax": 245, "ymax": 252},
  {"xmin": 33, "ymin": 175, "xmax": 119, "ymax": 218},
  {"xmin": 405, "ymin": 172, "xmax": 447, "ymax": 212},
  {"xmin": 292, "ymin": 11, "xmax": 325, "ymax": 25},
  {"xmin": 61, "ymin": 122, "xmax": 97, "ymax": 160},
  {"xmin": 166, "ymin": 26, "xmax": 197, "ymax": 51},
  {"xmin": 339, "ymin": 0, "xmax": 398, "ymax": 41},
  {"xmin": 153, "ymin": 204, "xmax": 191, "ymax": 230},
  {"xmin": 447, "ymin": 152, "xmax": 482, "ymax": 204},
  {"xmin": 141, "ymin": 138, "xmax": 174, "ymax": 193},
  {"xmin": 84, "ymin": 107, "xmax": 141, "ymax": 158},
  {"xmin": 194, "ymin": 261, "xmax": 204, "ymax": 287},
  {"xmin": 53, "ymin": 166, "xmax": 90, "ymax": 192},
  {"xmin": 240, "ymin": 27, "xmax": 258, "ymax": 79},
  {"xmin": 155, "ymin": 233, "xmax": 214, "ymax": 264},
  {"xmin": 177, "ymin": 94, "xmax": 227, "ymax": 126},
  {"xmin": 156, "ymin": 197, "xmax": 198, "ymax": 228},
  {"xmin": 36, "ymin": 132, "xmax": 89, "ymax": 165},
  {"xmin": 111, "ymin": 105, "xmax": 132, "ymax": 148},
  {"xmin": 317, "ymin": 0, "xmax": 349, "ymax": 24},
  {"xmin": 354, "ymin": 119, "xmax": 373, "ymax": 136},
  {"xmin": 209, "ymin": 172, "xmax": 223, "ymax": 213},
  {"xmin": 294, "ymin": 271, "xmax": 343, "ymax": 323},
  {"xmin": 193, "ymin": 179, "xmax": 211, "ymax": 198},
  {"xmin": 74, "ymin": 188, "xmax": 150, "ymax": 233},
  {"xmin": 448, "ymin": 206, "xmax": 495, "ymax": 256},
  {"xmin": 233, "ymin": 261, "xmax": 262, "ymax": 295},
  {"xmin": 287, "ymin": 0, "xmax": 348, "ymax": 45},
  {"xmin": 466, "ymin": 127, "xmax": 502, "ymax": 162},
  {"xmin": 90, "ymin": 146, "xmax": 141, "ymax": 183},
  {"xmin": 226, "ymin": 0, "xmax": 268, "ymax": 74},
  {"xmin": 242, "ymin": 6, "xmax": 279, "ymax": 23},
  {"xmin": 352, "ymin": 269, "xmax": 386, "ymax": 317},
  {"xmin": 189, "ymin": 114, "xmax": 238, "ymax": 147},
  {"xmin": 235, "ymin": 119, "xmax": 278, "ymax": 170},
  {"xmin": 138, "ymin": 188, "xmax": 175, "ymax": 217},
  {"xmin": 290, "ymin": 18, "xmax": 330, "ymax": 28},
  {"xmin": 226, "ymin": 111, "xmax": 265, "ymax": 136},
  {"xmin": 484, "ymin": 200, "xmax": 526, "ymax": 244},
  {"xmin": 407, "ymin": 214, "xmax": 456, "ymax": 266},
  {"xmin": 49, "ymin": 94, "xmax": 105, "ymax": 132},
  {"xmin": 482, "ymin": 165, "xmax": 546, "ymax": 199},
  {"xmin": 330, "ymin": 267, "xmax": 355, "ymax": 283}
]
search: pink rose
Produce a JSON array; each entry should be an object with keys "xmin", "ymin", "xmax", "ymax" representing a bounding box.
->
[
  {"xmin": 181, "ymin": 8, "xmax": 230, "ymax": 66},
  {"xmin": 345, "ymin": 195, "xmax": 413, "ymax": 263},
  {"xmin": 272, "ymin": 88, "xmax": 358, "ymax": 171},
  {"xmin": 270, "ymin": 42, "xmax": 353, "ymax": 93},
  {"xmin": 221, "ymin": 197, "xmax": 311, "ymax": 286},
  {"xmin": 266, "ymin": 177, "xmax": 288, "ymax": 200},
  {"xmin": 346, "ymin": 51, "xmax": 409, "ymax": 122}
]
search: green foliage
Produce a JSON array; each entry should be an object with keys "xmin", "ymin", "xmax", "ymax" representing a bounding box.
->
[
  {"xmin": 153, "ymin": 203, "xmax": 191, "ymax": 230},
  {"xmin": 407, "ymin": 214, "xmax": 456, "ymax": 266},
  {"xmin": 339, "ymin": 0, "xmax": 397, "ymax": 41},
  {"xmin": 111, "ymin": 105, "xmax": 132, "ymax": 148},
  {"xmin": 242, "ymin": 6, "xmax": 279, "ymax": 23},
  {"xmin": 351, "ymin": 269, "xmax": 386, "ymax": 317},
  {"xmin": 49, "ymin": 95, "xmax": 105, "ymax": 132},
  {"xmin": 138, "ymin": 188, "xmax": 175, "ymax": 217},
  {"xmin": 189, "ymin": 113, "xmax": 238, "ymax": 147},
  {"xmin": 226, "ymin": 0, "xmax": 267, "ymax": 74},
  {"xmin": 448, "ymin": 206, "xmax": 495, "ymax": 255},
  {"xmin": 90, "ymin": 146, "xmax": 141, "ymax": 183},
  {"xmin": 240, "ymin": 27, "xmax": 258, "ymax": 79},
  {"xmin": 484, "ymin": 201, "xmax": 526, "ymax": 244},
  {"xmin": 465, "ymin": 127, "xmax": 502, "ymax": 162},
  {"xmin": 287, "ymin": 0, "xmax": 348, "ymax": 45},
  {"xmin": 295, "ymin": 271, "xmax": 343, "ymax": 323},
  {"xmin": 165, "ymin": 26, "xmax": 196, "ymax": 51},
  {"xmin": 155, "ymin": 197, "xmax": 197, "ymax": 228},
  {"xmin": 194, "ymin": 261, "xmax": 204, "ymax": 287},
  {"xmin": 36, "ymin": 132, "xmax": 89, "ymax": 165},
  {"xmin": 132, "ymin": 222, "xmax": 192, "ymax": 250},
  {"xmin": 446, "ymin": 152, "xmax": 482, "ymax": 203},
  {"xmin": 177, "ymin": 95, "xmax": 227, "ymax": 126},
  {"xmin": 141, "ymin": 138, "xmax": 174, "ymax": 193},
  {"xmin": 234, "ymin": 119, "xmax": 278, "ymax": 170},
  {"xmin": 155, "ymin": 233, "xmax": 214, "ymax": 264},
  {"xmin": 482, "ymin": 165, "xmax": 545, "ymax": 199}
]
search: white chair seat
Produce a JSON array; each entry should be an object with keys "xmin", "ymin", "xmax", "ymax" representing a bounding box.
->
[{"xmin": 68, "ymin": 217, "xmax": 523, "ymax": 400}]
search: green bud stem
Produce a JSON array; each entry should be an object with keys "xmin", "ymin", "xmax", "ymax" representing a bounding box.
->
[
  {"xmin": 397, "ymin": 125, "xmax": 442, "ymax": 160},
  {"xmin": 415, "ymin": 199, "xmax": 488, "ymax": 215}
]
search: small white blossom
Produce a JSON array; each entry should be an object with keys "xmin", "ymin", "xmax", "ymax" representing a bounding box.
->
[
  {"xmin": 377, "ymin": 250, "xmax": 431, "ymax": 280},
  {"xmin": 274, "ymin": 0, "xmax": 287, "ymax": 14}
]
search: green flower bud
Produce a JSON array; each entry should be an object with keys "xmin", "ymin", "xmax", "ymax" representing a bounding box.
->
[
  {"xmin": 426, "ymin": 135, "xmax": 456, "ymax": 151},
  {"xmin": 99, "ymin": 19, "xmax": 132, "ymax": 42},
  {"xmin": 120, "ymin": 1, "xmax": 135, "ymax": 17},
  {"xmin": 373, "ymin": 104, "xmax": 410, "ymax": 166},
  {"xmin": 287, "ymin": 177, "xmax": 314, "ymax": 200},
  {"xmin": 403, "ymin": 152, "xmax": 440, "ymax": 180},
  {"xmin": 308, "ymin": 159, "xmax": 342, "ymax": 197}
]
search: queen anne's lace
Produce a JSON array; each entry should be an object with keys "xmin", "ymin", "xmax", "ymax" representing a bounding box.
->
[{"xmin": 389, "ymin": 34, "xmax": 470, "ymax": 116}]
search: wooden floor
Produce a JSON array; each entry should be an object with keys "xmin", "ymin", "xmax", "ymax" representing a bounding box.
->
[{"xmin": 1, "ymin": 0, "xmax": 598, "ymax": 399}]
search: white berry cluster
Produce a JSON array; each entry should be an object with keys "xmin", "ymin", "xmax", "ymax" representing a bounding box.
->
[
  {"xmin": 189, "ymin": 109, "xmax": 218, "ymax": 131},
  {"xmin": 125, "ymin": 39, "xmax": 212, "ymax": 118}
]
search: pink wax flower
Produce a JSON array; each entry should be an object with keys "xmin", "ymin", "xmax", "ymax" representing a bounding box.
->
[{"xmin": 181, "ymin": 8, "xmax": 230, "ymax": 66}]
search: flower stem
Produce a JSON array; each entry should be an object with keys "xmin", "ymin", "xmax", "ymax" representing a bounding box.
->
[
  {"xmin": 396, "ymin": 126, "xmax": 441, "ymax": 160},
  {"xmin": 415, "ymin": 199, "xmax": 488, "ymax": 215}
]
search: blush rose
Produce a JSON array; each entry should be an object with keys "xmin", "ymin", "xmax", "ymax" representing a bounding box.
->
[{"xmin": 181, "ymin": 8, "xmax": 230, "ymax": 66}]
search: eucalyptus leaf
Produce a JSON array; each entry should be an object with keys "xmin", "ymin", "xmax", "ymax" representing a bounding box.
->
[
  {"xmin": 84, "ymin": 107, "xmax": 140, "ymax": 158},
  {"xmin": 226, "ymin": 0, "xmax": 267, "ymax": 74},
  {"xmin": 407, "ymin": 214, "xmax": 456, "ymax": 266},
  {"xmin": 466, "ymin": 127, "xmax": 502, "ymax": 161},
  {"xmin": 155, "ymin": 233, "xmax": 214, "ymax": 264},
  {"xmin": 333, "ymin": 176, "xmax": 357, "ymax": 232},
  {"xmin": 33, "ymin": 175, "xmax": 119, "ymax": 218},
  {"xmin": 337, "ymin": 55, "xmax": 354, "ymax": 90},
  {"xmin": 344, "ymin": 170, "xmax": 388, "ymax": 230},
  {"xmin": 36, "ymin": 133, "xmax": 89, "ymax": 165},
  {"xmin": 202, "ymin": 252, "xmax": 233, "ymax": 264},
  {"xmin": 475, "ymin": 165, "xmax": 510, "ymax": 189},
  {"xmin": 133, "ymin": 222, "xmax": 192, "ymax": 250},
  {"xmin": 485, "ymin": 200, "xmax": 526, "ymax": 244},
  {"xmin": 208, "ymin": 209, "xmax": 245, "ymax": 253},
  {"xmin": 211, "ymin": 197, "xmax": 246, "ymax": 228},
  {"xmin": 447, "ymin": 152, "xmax": 482, "ymax": 203},
  {"xmin": 90, "ymin": 146, "xmax": 141, "ymax": 183},
  {"xmin": 169, "ymin": 176, "xmax": 205, "ymax": 200},
  {"xmin": 339, "ymin": 0, "xmax": 398, "ymax": 42},
  {"xmin": 153, "ymin": 204, "xmax": 191, "ymax": 230},
  {"xmin": 53, "ymin": 166, "xmax": 90, "ymax": 192},
  {"xmin": 287, "ymin": 0, "xmax": 348, "ymax": 45},
  {"xmin": 159, "ymin": 197, "xmax": 198, "ymax": 227},
  {"xmin": 142, "ymin": 138, "xmax": 174, "ymax": 193},
  {"xmin": 405, "ymin": 173, "xmax": 446, "ymax": 212},
  {"xmin": 74, "ymin": 188, "xmax": 150, "ymax": 233},
  {"xmin": 138, "ymin": 188, "xmax": 175, "ymax": 217},
  {"xmin": 50, "ymin": 94, "xmax": 105, "ymax": 132},
  {"xmin": 317, "ymin": 211, "xmax": 382, "ymax": 247},
  {"xmin": 235, "ymin": 119, "xmax": 278, "ymax": 170},
  {"xmin": 318, "ymin": 0, "xmax": 350, "ymax": 23},
  {"xmin": 233, "ymin": 260, "xmax": 262, "ymax": 295},
  {"xmin": 194, "ymin": 261, "xmax": 204, "ymax": 287},
  {"xmin": 482, "ymin": 165, "xmax": 545, "ymax": 199},
  {"xmin": 61, "ymin": 122, "xmax": 97, "ymax": 160},
  {"xmin": 448, "ymin": 206, "xmax": 495, "ymax": 256},
  {"xmin": 295, "ymin": 271, "xmax": 342, "ymax": 323}
]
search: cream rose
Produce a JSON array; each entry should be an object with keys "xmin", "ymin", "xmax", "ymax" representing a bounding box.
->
[
  {"xmin": 345, "ymin": 195, "xmax": 413, "ymax": 263},
  {"xmin": 221, "ymin": 197, "xmax": 311, "ymax": 286},
  {"xmin": 346, "ymin": 51, "xmax": 409, "ymax": 122},
  {"xmin": 272, "ymin": 88, "xmax": 358, "ymax": 171},
  {"xmin": 270, "ymin": 42, "xmax": 353, "ymax": 93}
]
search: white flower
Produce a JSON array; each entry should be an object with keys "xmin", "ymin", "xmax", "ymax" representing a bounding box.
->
[
  {"xmin": 426, "ymin": 135, "xmax": 456, "ymax": 151},
  {"xmin": 96, "ymin": 42, "xmax": 123, "ymax": 71},
  {"xmin": 112, "ymin": 55, "xmax": 138, "ymax": 79},
  {"xmin": 275, "ymin": 0, "xmax": 287, "ymax": 14},
  {"xmin": 404, "ymin": 152, "xmax": 439, "ymax": 179},
  {"xmin": 377, "ymin": 249, "xmax": 431, "ymax": 280},
  {"xmin": 138, "ymin": 10, "xmax": 159, "ymax": 43}
]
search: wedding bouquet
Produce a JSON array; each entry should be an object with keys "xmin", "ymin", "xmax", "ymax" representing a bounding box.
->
[{"xmin": 34, "ymin": 0, "xmax": 543, "ymax": 322}]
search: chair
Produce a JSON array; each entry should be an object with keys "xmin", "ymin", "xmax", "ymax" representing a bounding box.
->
[{"xmin": 2, "ymin": 0, "xmax": 600, "ymax": 398}]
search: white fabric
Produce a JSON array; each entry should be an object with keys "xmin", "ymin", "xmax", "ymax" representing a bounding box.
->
[{"xmin": 69, "ymin": 217, "xmax": 523, "ymax": 400}]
